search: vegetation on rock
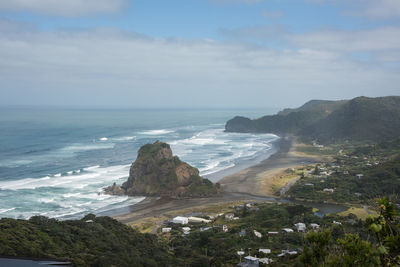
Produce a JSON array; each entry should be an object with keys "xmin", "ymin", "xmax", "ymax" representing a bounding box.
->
[{"xmin": 105, "ymin": 141, "xmax": 220, "ymax": 198}]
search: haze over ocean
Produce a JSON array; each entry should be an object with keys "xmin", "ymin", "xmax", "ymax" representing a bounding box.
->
[{"xmin": 0, "ymin": 107, "xmax": 278, "ymax": 219}]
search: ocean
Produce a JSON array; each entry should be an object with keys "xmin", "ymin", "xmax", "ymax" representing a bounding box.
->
[{"xmin": 0, "ymin": 107, "xmax": 279, "ymax": 220}]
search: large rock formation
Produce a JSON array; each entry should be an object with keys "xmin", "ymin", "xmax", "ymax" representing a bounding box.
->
[{"xmin": 105, "ymin": 141, "xmax": 220, "ymax": 198}]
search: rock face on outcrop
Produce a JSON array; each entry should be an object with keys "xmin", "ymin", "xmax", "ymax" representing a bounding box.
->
[{"xmin": 104, "ymin": 141, "xmax": 220, "ymax": 198}]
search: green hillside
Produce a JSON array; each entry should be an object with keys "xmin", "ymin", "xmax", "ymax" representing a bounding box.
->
[{"xmin": 225, "ymin": 96, "xmax": 400, "ymax": 144}]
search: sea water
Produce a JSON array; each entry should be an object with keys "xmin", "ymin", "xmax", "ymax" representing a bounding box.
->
[{"xmin": 0, "ymin": 107, "xmax": 279, "ymax": 220}]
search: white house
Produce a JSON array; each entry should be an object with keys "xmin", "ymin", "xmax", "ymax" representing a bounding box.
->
[
  {"xmin": 225, "ymin": 213, "xmax": 234, "ymax": 220},
  {"xmin": 182, "ymin": 227, "xmax": 191, "ymax": 232},
  {"xmin": 294, "ymin": 223, "xmax": 306, "ymax": 232},
  {"xmin": 222, "ymin": 225, "xmax": 228, "ymax": 232},
  {"xmin": 259, "ymin": 258, "xmax": 273, "ymax": 264},
  {"xmin": 268, "ymin": 231, "xmax": 279, "ymax": 235},
  {"xmin": 282, "ymin": 228, "xmax": 294, "ymax": 233},
  {"xmin": 188, "ymin": 216, "xmax": 211, "ymax": 224},
  {"xmin": 310, "ymin": 223, "xmax": 320, "ymax": 229},
  {"xmin": 259, "ymin": 249, "xmax": 271, "ymax": 254},
  {"xmin": 162, "ymin": 227, "xmax": 172, "ymax": 233},
  {"xmin": 172, "ymin": 216, "xmax": 189, "ymax": 225},
  {"xmin": 253, "ymin": 230, "xmax": 262, "ymax": 238},
  {"xmin": 323, "ymin": 188, "xmax": 334, "ymax": 193},
  {"xmin": 356, "ymin": 174, "xmax": 364, "ymax": 179}
]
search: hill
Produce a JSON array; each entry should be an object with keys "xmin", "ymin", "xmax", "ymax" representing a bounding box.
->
[
  {"xmin": 105, "ymin": 141, "xmax": 220, "ymax": 198},
  {"xmin": 301, "ymin": 96, "xmax": 400, "ymax": 143},
  {"xmin": 0, "ymin": 214, "xmax": 170, "ymax": 266},
  {"xmin": 225, "ymin": 99, "xmax": 347, "ymax": 135},
  {"xmin": 225, "ymin": 96, "xmax": 400, "ymax": 143}
]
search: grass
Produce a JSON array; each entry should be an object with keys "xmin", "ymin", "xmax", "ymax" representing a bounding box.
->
[{"xmin": 338, "ymin": 207, "xmax": 378, "ymax": 220}]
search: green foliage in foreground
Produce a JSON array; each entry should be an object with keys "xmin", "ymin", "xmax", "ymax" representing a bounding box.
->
[
  {"xmin": 300, "ymin": 197, "xmax": 400, "ymax": 267},
  {"xmin": 0, "ymin": 214, "xmax": 170, "ymax": 266}
]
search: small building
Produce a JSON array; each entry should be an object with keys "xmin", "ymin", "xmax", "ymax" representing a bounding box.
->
[
  {"xmin": 162, "ymin": 227, "xmax": 172, "ymax": 233},
  {"xmin": 253, "ymin": 230, "xmax": 262, "ymax": 238},
  {"xmin": 282, "ymin": 228, "xmax": 294, "ymax": 233},
  {"xmin": 268, "ymin": 231, "xmax": 279, "ymax": 235},
  {"xmin": 310, "ymin": 223, "xmax": 320, "ymax": 229},
  {"xmin": 85, "ymin": 220, "xmax": 94, "ymax": 223},
  {"xmin": 305, "ymin": 183, "xmax": 314, "ymax": 187},
  {"xmin": 172, "ymin": 216, "xmax": 189, "ymax": 225},
  {"xmin": 200, "ymin": 226, "xmax": 212, "ymax": 232},
  {"xmin": 294, "ymin": 223, "xmax": 306, "ymax": 232},
  {"xmin": 259, "ymin": 249, "xmax": 271, "ymax": 254},
  {"xmin": 238, "ymin": 229, "xmax": 246, "ymax": 237},
  {"xmin": 182, "ymin": 227, "xmax": 191, "ymax": 235},
  {"xmin": 188, "ymin": 216, "xmax": 211, "ymax": 224},
  {"xmin": 333, "ymin": 221, "xmax": 342, "ymax": 225},
  {"xmin": 222, "ymin": 225, "xmax": 228, "ymax": 232},
  {"xmin": 238, "ymin": 256, "xmax": 259, "ymax": 267},
  {"xmin": 233, "ymin": 217, "xmax": 240, "ymax": 220},
  {"xmin": 323, "ymin": 188, "xmax": 334, "ymax": 193},
  {"xmin": 259, "ymin": 258, "xmax": 273, "ymax": 264},
  {"xmin": 356, "ymin": 174, "xmax": 364, "ymax": 179},
  {"xmin": 225, "ymin": 213, "xmax": 235, "ymax": 220}
]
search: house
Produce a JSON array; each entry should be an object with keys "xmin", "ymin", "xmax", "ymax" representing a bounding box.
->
[
  {"xmin": 225, "ymin": 213, "xmax": 235, "ymax": 220},
  {"xmin": 259, "ymin": 249, "xmax": 271, "ymax": 254},
  {"xmin": 253, "ymin": 230, "xmax": 262, "ymax": 238},
  {"xmin": 85, "ymin": 220, "xmax": 94, "ymax": 223},
  {"xmin": 182, "ymin": 227, "xmax": 191, "ymax": 235},
  {"xmin": 259, "ymin": 258, "xmax": 273, "ymax": 264},
  {"xmin": 188, "ymin": 216, "xmax": 211, "ymax": 224},
  {"xmin": 222, "ymin": 225, "xmax": 228, "ymax": 232},
  {"xmin": 200, "ymin": 226, "xmax": 212, "ymax": 232},
  {"xmin": 162, "ymin": 227, "xmax": 172, "ymax": 233},
  {"xmin": 333, "ymin": 221, "xmax": 342, "ymax": 225},
  {"xmin": 238, "ymin": 256, "xmax": 259, "ymax": 267},
  {"xmin": 305, "ymin": 183, "xmax": 314, "ymax": 187},
  {"xmin": 356, "ymin": 174, "xmax": 364, "ymax": 179},
  {"xmin": 268, "ymin": 231, "xmax": 279, "ymax": 235},
  {"xmin": 294, "ymin": 223, "xmax": 306, "ymax": 232},
  {"xmin": 282, "ymin": 228, "xmax": 294, "ymax": 233},
  {"xmin": 238, "ymin": 229, "xmax": 246, "ymax": 237},
  {"xmin": 233, "ymin": 217, "xmax": 240, "ymax": 220},
  {"xmin": 323, "ymin": 188, "xmax": 334, "ymax": 193},
  {"xmin": 172, "ymin": 216, "xmax": 189, "ymax": 225},
  {"xmin": 310, "ymin": 223, "xmax": 320, "ymax": 229}
]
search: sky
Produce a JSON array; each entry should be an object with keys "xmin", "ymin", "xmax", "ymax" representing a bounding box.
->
[{"xmin": 0, "ymin": 0, "xmax": 400, "ymax": 108}]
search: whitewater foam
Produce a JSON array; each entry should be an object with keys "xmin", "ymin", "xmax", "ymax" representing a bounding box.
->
[{"xmin": 139, "ymin": 129, "xmax": 175, "ymax": 135}]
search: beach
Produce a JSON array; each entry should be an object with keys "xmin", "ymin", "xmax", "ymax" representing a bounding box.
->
[{"xmin": 113, "ymin": 136, "xmax": 324, "ymax": 225}]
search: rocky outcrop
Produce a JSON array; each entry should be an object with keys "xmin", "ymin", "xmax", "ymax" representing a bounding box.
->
[{"xmin": 105, "ymin": 141, "xmax": 220, "ymax": 198}]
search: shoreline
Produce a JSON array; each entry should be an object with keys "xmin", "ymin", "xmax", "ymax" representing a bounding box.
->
[{"xmin": 113, "ymin": 135, "xmax": 330, "ymax": 224}]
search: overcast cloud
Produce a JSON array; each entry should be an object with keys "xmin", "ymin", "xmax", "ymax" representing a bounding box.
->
[
  {"xmin": 0, "ymin": 0, "xmax": 126, "ymax": 16},
  {"xmin": 1, "ymin": 18, "xmax": 399, "ymax": 108},
  {"xmin": 0, "ymin": 0, "xmax": 399, "ymax": 108}
]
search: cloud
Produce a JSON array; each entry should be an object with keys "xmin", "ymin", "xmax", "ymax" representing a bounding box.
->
[
  {"xmin": 261, "ymin": 10, "xmax": 284, "ymax": 19},
  {"xmin": 0, "ymin": 19, "xmax": 399, "ymax": 108},
  {"xmin": 362, "ymin": 0, "xmax": 400, "ymax": 19},
  {"xmin": 289, "ymin": 26, "xmax": 400, "ymax": 63},
  {"xmin": 212, "ymin": 0, "xmax": 262, "ymax": 4},
  {"xmin": 0, "ymin": 0, "xmax": 127, "ymax": 17}
]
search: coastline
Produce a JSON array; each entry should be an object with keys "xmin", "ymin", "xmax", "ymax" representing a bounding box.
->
[{"xmin": 112, "ymin": 135, "xmax": 327, "ymax": 224}]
